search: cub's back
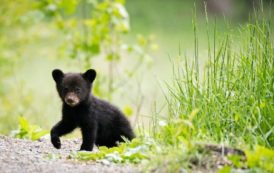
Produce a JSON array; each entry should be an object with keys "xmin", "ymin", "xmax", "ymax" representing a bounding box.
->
[{"xmin": 90, "ymin": 96, "xmax": 135, "ymax": 147}]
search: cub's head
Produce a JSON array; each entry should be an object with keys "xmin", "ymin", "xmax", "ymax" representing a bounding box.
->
[{"xmin": 52, "ymin": 69, "xmax": 96, "ymax": 107}]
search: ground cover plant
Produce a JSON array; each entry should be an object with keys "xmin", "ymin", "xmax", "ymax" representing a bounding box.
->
[{"xmin": 11, "ymin": 116, "xmax": 48, "ymax": 141}]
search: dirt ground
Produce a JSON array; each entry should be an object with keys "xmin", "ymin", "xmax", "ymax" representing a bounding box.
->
[{"xmin": 0, "ymin": 135, "xmax": 139, "ymax": 173}]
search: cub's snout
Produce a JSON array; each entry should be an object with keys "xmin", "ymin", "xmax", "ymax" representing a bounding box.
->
[{"xmin": 65, "ymin": 92, "xmax": 80, "ymax": 107}]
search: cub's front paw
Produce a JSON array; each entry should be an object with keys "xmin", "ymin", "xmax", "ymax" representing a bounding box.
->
[{"xmin": 51, "ymin": 136, "xmax": 61, "ymax": 149}]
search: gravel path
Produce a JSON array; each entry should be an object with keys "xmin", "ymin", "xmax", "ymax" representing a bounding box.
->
[{"xmin": 0, "ymin": 135, "xmax": 139, "ymax": 173}]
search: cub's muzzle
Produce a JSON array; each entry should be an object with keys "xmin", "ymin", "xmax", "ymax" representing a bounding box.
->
[{"xmin": 65, "ymin": 92, "xmax": 80, "ymax": 107}]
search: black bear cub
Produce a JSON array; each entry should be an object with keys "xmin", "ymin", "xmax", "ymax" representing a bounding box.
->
[{"xmin": 50, "ymin": 69, "xmax": 135, "ymax": 151}]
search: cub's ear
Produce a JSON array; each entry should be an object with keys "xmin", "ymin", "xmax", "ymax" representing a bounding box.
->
[
  {"xmin": 82, "ymin": 69, "xmax": 96, "ymax": 83},
  {"xmin": 52, "ymin": 69, "xmax": 64, "ymax": 83}
]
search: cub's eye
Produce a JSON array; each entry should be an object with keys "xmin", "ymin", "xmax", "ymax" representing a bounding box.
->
[
  {"xmin": 75, "ymin": 87, "xmax": 81, "ymax": 93},
  {"xmin": 63, "ymin": 87, "xmax": 69, "ymax": 92}
]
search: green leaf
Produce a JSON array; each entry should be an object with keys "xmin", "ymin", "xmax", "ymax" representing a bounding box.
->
[
  {"xmin": 31, "ymin": 130, "xmax": 48, "ymax": 140},
  {"xmin": 217, "ymin": 166, "xmax": 232, "ymax": 173},
  {"xmin": 115, "ymin": 0, "xmax": 125, "ymax": 5},
  {"xmin": 228, "ymin": 154, "xmax": 243, "ymax": 168},
  {"xmin": 113, "ymin": 3, "xmax": 128, "ymax": 18},
  {"xmin": 89, "ymin": 43, "xmax": 100, "ymax": 54},
  {"xmin": 123, "ymin": 105, "xmax": 133, "ymax": 117},
  {"xmin": 19, "ymin": 116, "xmax": 29, "ymax": 131},
  {"xmin": 137, "ymin": 34, "xmax": 147, "ymax": 46},
  {"xmin": 59, "ymin": 0, "xmax": 79, "ymax": 14}
]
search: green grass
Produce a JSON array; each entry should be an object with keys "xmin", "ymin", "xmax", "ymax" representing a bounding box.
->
[
  {"xmin": 166, "ymin": 18, "xmax": 274, "ymax": 148},
  {"xmin": 142, "ymin": 8, "xmax": 274, "ymax": 172}
]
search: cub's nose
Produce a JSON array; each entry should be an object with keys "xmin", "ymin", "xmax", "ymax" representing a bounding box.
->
[
  {"xmin": 65, "ymin": 93, "xmax": 80, "ymax": 107},
  {"xmin": 65, "ymin": 96, "xmax": 76, "ymax": 105},
  {"xmin": 66, "ymin": 98, "xmax": 74, "ymax": 104}
]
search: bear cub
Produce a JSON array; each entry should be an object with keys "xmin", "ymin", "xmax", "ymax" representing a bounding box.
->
[{"xmin": 50, "ymin": 69, "xmax": 135, "ymax": 151}]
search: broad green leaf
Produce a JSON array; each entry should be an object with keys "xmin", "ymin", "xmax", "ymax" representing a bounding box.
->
[
  {"xmin": 217, "ymin": 166, "xmax": 232, "ymax": 173},
  {"xmin": 123, "ymin": 105, "xmax": 133, "ymax": 117},
  {"xmin": 31, "ymin": 130, "xmax": 48, "ymax": 140},
  {"xmin": 19, "ymin": 116, "xmax": 29, "ymax": 131}
]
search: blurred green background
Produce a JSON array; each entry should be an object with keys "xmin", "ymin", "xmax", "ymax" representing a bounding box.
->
[{"xmin": 0, "ymin": 0, "xmax": 273, "ymax": 134}]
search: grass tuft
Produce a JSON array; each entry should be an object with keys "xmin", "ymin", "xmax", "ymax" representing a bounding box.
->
[{"xmin": 166, "ymin": 15, "xmax": 274, "ymax": 148}]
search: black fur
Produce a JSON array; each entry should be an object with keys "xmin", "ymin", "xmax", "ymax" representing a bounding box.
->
[{"xmin": 50, "ymin": 69, "xmax": 135, "ymax": 151}]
